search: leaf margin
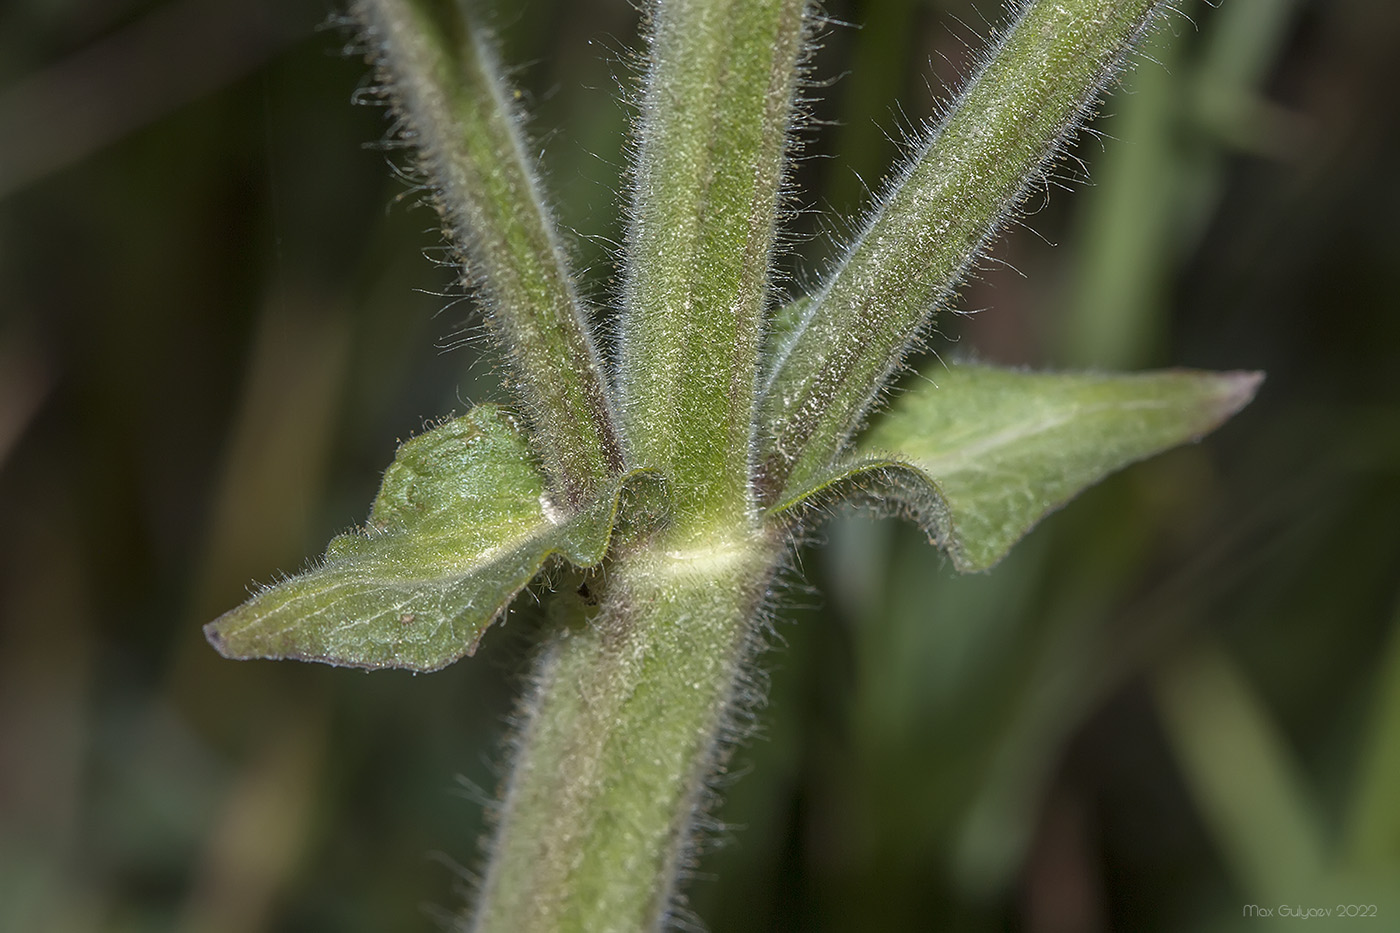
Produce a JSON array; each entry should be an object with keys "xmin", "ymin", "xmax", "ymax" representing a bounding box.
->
[
  {"xmin": 767, "ymin": 364, "xmax": 1263, "ymax": 572},
  {"xmin": 204, "ymin": 406, "xmax": 653, "ymax": 673}
]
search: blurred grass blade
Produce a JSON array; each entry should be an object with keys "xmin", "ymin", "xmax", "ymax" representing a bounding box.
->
[
  {"xmin": 205, "ymin": 407, "xmax": 631, "ymax": 673},
  {"xmin": 354, "ymin": 0, "xmax": 623, "ymax": 507},
  {"xmin": 1055, "ymin": 25, "xmax": 1181, "ymax": 370},
  {"xmin": 779, "ymin": 363, "xmax": 1259, "ymax": 571},
  {"xmin": 176, "ymin": 706, "xmax": 324, "ymax": 933},
  {"xmin": 620, "ymin": 0, "xmax": 809, "ymax": 524},
  {"xmin": 1345, "ymin": 590, "xmax": 1400, "ymax": 865},
  {"xmin": 760, "ymin": 0, "xmax": 1166, "ymax": 499},
  {"xmin": 0, "ymin": 0, "xmax": 302, "ymax": 198},
  {"xmin": 1154, "ymin": 638, "xmax": 1328, "ymax": 903}
]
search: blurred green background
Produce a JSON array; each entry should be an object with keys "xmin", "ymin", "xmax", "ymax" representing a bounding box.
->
[{"xmin": 2, "ymin": 0, "xmax": 1397, "ymax": 930}]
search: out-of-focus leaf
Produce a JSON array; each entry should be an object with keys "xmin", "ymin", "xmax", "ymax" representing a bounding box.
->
[
  {"xmin": 774, "ymin": 363, "xmax": 1260, "ymax": 571},
  {"xmin": 204, "ymin": 406, "xmax": 630, "ymax": 672},
  {"xmin": 1153, "ymin": 638, "xmax": 1327, "ymax": 904},
  {"xmin": 1346, "ymin": 591, "xmax": 1400, "ymax": 866}
]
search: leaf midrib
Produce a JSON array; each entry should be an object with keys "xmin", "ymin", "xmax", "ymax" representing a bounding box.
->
[{"xmin": 901, "ymin": 397, "xmax": 1180, "ymax": 477}]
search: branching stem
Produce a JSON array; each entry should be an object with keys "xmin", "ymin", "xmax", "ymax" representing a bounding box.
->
[{"xmin": 212, "ymin": 3, "xmax": 1248, "ymax": 929}]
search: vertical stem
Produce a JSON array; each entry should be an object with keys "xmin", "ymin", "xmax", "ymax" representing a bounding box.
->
[
  {"xmin": 620, "ymin": 0, "xmax": 808, "ymax": 529},
  {"xmin": 470, "ymin": 528, "xmax": 783, "ymax": 931}
]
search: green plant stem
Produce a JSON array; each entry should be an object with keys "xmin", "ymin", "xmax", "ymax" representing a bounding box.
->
[
  {"xmin": 620, "ymin": 0, "xmax": 808, "ymax": 528},
  {"xmin": 355, "ymin": 0, "xmax": 623, "ymax": 508},
  {"xmin": 471, "ymin": 527, "xmax": 782, "ymax": 932},
  {"xmin": 760, "ymin": 0, "xmax": 1164, "ymax": 500}
]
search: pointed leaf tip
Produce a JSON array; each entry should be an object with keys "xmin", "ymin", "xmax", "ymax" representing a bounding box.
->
[
  {"xmin": 772, "ymin": 363, "xmax": 1261, "ymax": 572},
  {"xmin": 1208, "ymin": 369, "xmax": 1265, "ymax": 424},
  {"xmin": 204, "ymin": 406, "xmax": 630, "ymax": 672}
]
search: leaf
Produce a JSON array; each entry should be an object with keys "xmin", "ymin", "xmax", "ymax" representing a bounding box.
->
[
  {"xmin": 1345, "ymin": 588, "xmax": 1400, "ymax": 866},
  {"xmin": 204, "ymin": 406, "xmax": 633, "ymax": 672},
  {"xmin": 772, "ymin": 363, "xmax": 1260, "ymax": 571},
  {"xmin": 1153, "ymin": 638, "xmax": 1328, "ymax": 903}
]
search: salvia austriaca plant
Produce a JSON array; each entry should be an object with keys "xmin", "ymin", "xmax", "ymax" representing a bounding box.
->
[{"xmin": 204, "ymin": 0, "xmax": 1260, "ymax": 928}]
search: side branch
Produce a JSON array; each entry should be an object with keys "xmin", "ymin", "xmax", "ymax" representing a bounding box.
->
[
  {"xmin": 759, "ymin": 0, "xmax": 1165, "ymax": 501},
  {"xmin": 355, "ymin": 0, "xmax": 624, "ymax": 508}
]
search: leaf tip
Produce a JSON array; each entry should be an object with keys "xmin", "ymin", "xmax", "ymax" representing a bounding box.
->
[
  {"xmin": 1214, "ymin": 370, "xmax": 1265, "ymax": 421},
  {"xmin": 203, "ymin": 615, "xmax": 236, "ymax": 659},
  {"xmin": 1188, "ymin": 369, "xmax": 1263, "ymax": 441},
  {"xmin": 203, "ymin": 604, "xmax": 278, "ymax": 663}
]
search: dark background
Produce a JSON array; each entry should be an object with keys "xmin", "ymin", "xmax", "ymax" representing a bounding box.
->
[{"xmin": 2, "ymin": 0, "xmax": 1397, "ymax": 930}]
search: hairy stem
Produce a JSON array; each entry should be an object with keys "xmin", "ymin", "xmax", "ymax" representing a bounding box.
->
[
  {"xmin": 355, "ymin": 0, "xmax": 623, "ymax": 508},
  {"xmin": 760, "ymin": 0, "xmax": 1164, "ymax": 500},
  {"xmin": 470, "ymin": 528, "xmax": 782, "ymax": 931},
  {"xmin": 620, "ymin": 0, "xmax": 809, "ymax": 529}
]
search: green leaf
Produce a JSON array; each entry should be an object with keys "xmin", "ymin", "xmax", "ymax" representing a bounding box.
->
[
  {"xmin": 772, "ymin": 363, "xmax": 1260, "ymax": 571},
  {"xmin": 204, "ymin": 406, "xmax": 633, "ymax": 672}
]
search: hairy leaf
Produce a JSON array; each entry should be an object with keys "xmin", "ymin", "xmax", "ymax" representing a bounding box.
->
[
  {"xmin": 205, "ymin": 406, "xmax": 633, "ymax": 672},
  {"xmin": 772, "ymin": 363, "xmax": 1260, "ymax": 571}
]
